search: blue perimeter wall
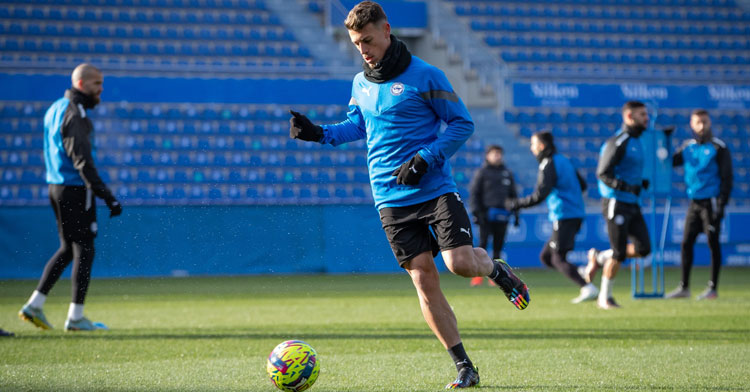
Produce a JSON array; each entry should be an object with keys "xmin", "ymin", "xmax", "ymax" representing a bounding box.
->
[
  {"xmin": 2, "ymin": 206, "xmax": 750, "ymax": 279},
  {"xmin": 0, "ymin": 74, "xmax": 352, "ymax": 104}
]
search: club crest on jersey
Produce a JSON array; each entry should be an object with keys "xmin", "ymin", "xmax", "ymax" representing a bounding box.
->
[{"xmin": 390, "ymin": 83, "xmax": 404, "ymax": 96}]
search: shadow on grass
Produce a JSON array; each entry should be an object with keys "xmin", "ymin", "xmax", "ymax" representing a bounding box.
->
[{"xmin": 15, "ymin": 326, "xmax": 749, "ymax": 342}]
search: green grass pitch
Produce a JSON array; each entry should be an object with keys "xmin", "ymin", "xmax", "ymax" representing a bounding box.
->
[{"xmin": 1, "ymin": 267, "xmax": 749, "ymax": 391}]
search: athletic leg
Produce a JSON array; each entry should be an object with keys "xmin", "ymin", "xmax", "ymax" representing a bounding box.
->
[
  {"xmin": 706, "ymin": 221, "xmax": 722, "ymax": 292},
  {"xmin": 405, "ymin": 252, "xmax": 460, "ymax": 349},
  {"xmin": 598, "ymin": 200, "xmax": 629, "ymax": 309},
  {"xmin": 405, "ymin": 252, "xmax": 479, "ymax": 388},
  {"xmin": 695, "ymin": 202, "xmax": 722, "ymax": 300},
  {"xmin": 434, "ymin": 194, "xmax": 528, "ymax": 309},
  {"xmin": 491, "ymin": 221, "xmax": 508, "ymax": 260},
  {"xmin": 679, "ymin": 203, "xmax": 701, "ymax": 289},
  {"xmin": 379, "ymin": 197, "xmax": 478, "ymax": 387},
  {"xmin": 477, "ymin": 222, "xmax": 490, "ymax": 252},
  {"xmin": 71, "ymin": 239, "xmax": 95, "ymax": 304},
  {"xmin": 550, "ymin": 249, "xmax": 587, "ymax": 287},
  {"xmin": 36, "ymin": 238, "xmax": 74, "ymax": 295},
  {"xmin": 539, "ymin": 242, "xmax": 553, "ymax": 269},
  {"xmin": 548, "ymin": 219, "xmax": 587, "ymax": 287},
  {"xmin": 471, "ymin": 222, "xmax": 492, "ymax": 286}
]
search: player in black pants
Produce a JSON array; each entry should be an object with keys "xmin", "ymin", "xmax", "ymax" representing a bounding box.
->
[
  {"xmin": 665, "ymin": 109, "xmax": 733, "ymax": 300},
  {"xmin": 505, "ymin": 131, "xmax": 598, "ymax": 303},
  {"xmin": 18, "ymin": 64, "xmax": 122, "ymax": 331},
  {"xmin": 468, "ymin": 145, "xmax": 519, "ymax": 286},
  {"xmin": 585, "ymin": 101, "xmax": 652, "ymax": 309}
]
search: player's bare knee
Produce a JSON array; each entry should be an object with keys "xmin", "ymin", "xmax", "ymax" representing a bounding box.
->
[
  {"xmin": 446, "ymin": 253, "xmax": 478, "ymax": 277},
  {"xmin": 409, "ymin": 269, "xmax": 440, "ymax": 293},
  {"xmin": 473, "ymin": 247, "xmax": 489, "ymax": 260}
]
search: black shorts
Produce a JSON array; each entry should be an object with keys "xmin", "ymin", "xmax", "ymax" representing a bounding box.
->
[
  {"xmin": 601, "ymin": 198, "xmax": 650, "ymax": 261},
  {"xmin": 379, "ymin": 192, "xmax": 474, "ymax": 267},
  {"xmin": 548, "ymin": 218, "xmax": 582, "ymax": 255},
  {"xmin": 49, "ymin": 184, "xmax": 97, "ymax": 242}
]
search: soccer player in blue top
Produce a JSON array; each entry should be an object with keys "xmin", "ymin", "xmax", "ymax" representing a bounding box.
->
[
  {"xmin": 288, "ymin": 2, "xmax": 529, "ymax": 388},
  {"xmin": 585, "ymin": 101, "xmax": 652, "ymax": 309},
  {"xmin": 665, "ymin": 109, "xmax": 733, "ymax": 300},
  {"xmin": 505, "ymin": 131, "xmax": 599, "ymax": 304},
  {"xmin": 18, "ymin": 64, "xmax": 121, "ymax": 332}
]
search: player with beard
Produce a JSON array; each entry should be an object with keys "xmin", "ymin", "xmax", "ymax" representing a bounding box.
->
[
  {"xmin": 665, "ymin": 109, "xmax": 733, "ymax": 300},
  {"xmin": 19, "ymin": 64, "xmax": 122, "ymax": 331},
  {"xmin": 585, "ymin": 101, "xmax": 652, "ymax": 309},
  {"xmin": 288, "ymin": 2, "xmax": 529, "ymax": 388}
]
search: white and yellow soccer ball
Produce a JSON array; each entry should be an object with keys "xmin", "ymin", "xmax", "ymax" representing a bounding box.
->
[{"xmin": 266, "ymin": 340, "xmax": 320, "ymax": 391}]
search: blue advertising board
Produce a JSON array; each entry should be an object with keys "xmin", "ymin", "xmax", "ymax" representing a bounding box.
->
[
  {"xmin": 0, "ymin": 74, "xmax": 352, "ymax": 105},
  {"xmin": 1, "ymin": 206, "xmax": 749, "ymax": 279},
  {"xmin": 513, "ymin": 82, "xmax": 750, "ymax": 109}
]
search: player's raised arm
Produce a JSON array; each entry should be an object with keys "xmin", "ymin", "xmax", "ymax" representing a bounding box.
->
[{"xmin": 288, "ymin": 105, "xmax": 366, "ymax": 147}]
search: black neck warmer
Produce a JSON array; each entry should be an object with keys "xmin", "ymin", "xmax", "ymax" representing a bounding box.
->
[
  {"xmin": 624, "ymin": 124, "xmax": 646, "ymax": 138},
  {"xmin": 65, "ymin": 88, "xmax": 98, "ymax": 109},
  {"xmin": 363, "ymin": 34, "xmax": 412, "ymax": 84}
]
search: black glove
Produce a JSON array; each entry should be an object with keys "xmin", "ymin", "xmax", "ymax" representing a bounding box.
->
[
  {"xmin": 391, "ymin": 153, "xmax": 428, "ymax": 185},
  {"xmin": 106, "ymin": 197, "xmax": 122, "ymax": 218},
  {"xmin": 662, "ymin": 126, "xmax": 675, "ymax": 137},
  {"xmin": 642, "ymin": 179, "xmax": 650, "ymax": 191},
  {"xmin": 289, "ymin": 110, "xmax": 324, "ymax": 142},
  {"xmin": 625, "ymin": 184, "xmax": 642, "ymax": 196},
  {"xmin": 504, "ymin": 198, "xmax": 520, "ymax": 212},
  {"xmin": 513, "ymin": 212, "xmax": 520, "ymax": 227},
  {"xmin": 615, "ymin": 179, "xmax": 641, "ymax": 196}
]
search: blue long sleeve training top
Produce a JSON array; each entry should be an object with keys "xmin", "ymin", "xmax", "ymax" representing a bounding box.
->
[
  {"xmin": 597, "ymin": 128, "xmax": 645, "ymax": 204},
  {"xmin": 319, "ymin": 56, "xmax": 474, "ymax": 210}
]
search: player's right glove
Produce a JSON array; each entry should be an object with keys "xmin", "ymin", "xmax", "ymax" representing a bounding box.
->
[
  {"xmin": 613, "ymin": 179, "xmax": 642, "ymax": 196},
  {"xmin": 106, "ymin": 197, "xmax": 122, "ymax": 218},
  {"xmin": 289, "ymin": 110, "xmax": 324, "ymax": 142},
  {"xmin": 391, "ymin": 153, "xmax": 428, "ymax": 185}
]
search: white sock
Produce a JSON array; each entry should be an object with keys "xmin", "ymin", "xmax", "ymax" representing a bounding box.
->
[
  {"xmin": 27, "ymin": 290, "xmax": 47, "ymax": 308},
  {"xmin": 68, "ymin": 303, "xmax": 84, "ymax": 321},
  {"xmin": 596, "ymin": 250, "xmax": 613, "ymax": 266},
  {"xmin": 599, "ymin": 277, "xmax": 613, "ymax": 302}
]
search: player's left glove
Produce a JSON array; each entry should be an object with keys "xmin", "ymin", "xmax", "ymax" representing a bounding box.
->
[
  {"xmin": 642, "ymin": 179, "xmax": 650, "ymax": 191},
  {"xmin": 106, "ymin": 197, "xmax": 122, "ymax": 218},
  {"xmin": 391, "ymin": 153, "xmax": 428, "ymax": 185},
  {"xmin": 289, "ymin": 110, "xmax": 324, "ymax": 142}
]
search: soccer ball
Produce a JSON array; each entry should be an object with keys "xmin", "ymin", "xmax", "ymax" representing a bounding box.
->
[{"xmin": 266, "ymin": 340, "xmax": 320, "ymax": 391}]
